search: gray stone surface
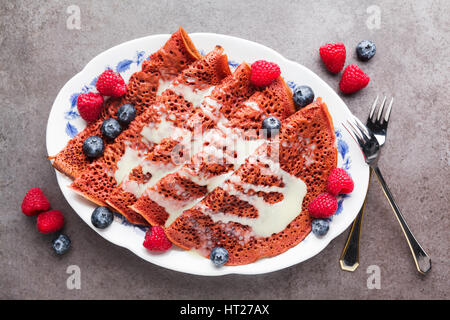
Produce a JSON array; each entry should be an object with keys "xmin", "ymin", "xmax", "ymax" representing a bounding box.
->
[{"xmin": 0, "ymin": 0, "xmax": 448, "ymax": 300}]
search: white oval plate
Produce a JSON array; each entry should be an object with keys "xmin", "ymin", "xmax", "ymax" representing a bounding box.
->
[{"xmin": 46, "ymin": 33, "xmax": 369, "ymax": 276}]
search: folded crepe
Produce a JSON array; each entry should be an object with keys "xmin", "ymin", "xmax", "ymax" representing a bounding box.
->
[
  {"xmin": 165, "ymin": 99, "xmax": 337, "ymax": 265},
  {"xmin": 50, "ymin": 27, "xmax": 202, "ymax": 179},
  {"xmin": 130, "ymin": 76, "xmax": 296, "ymax": 227},
  {"xmin": 105, "ymin": 63, "xmax": 259, "ymax": 222},
  {"xmin": 70, "ymin": 46, "xmax": 231, "ymax": 225}
]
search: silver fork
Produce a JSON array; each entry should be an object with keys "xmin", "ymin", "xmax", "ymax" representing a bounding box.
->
[
  {"xmin": 340, "ymin": 96, "xmax": 391, "ymax": 272},
  {"xmin": 342, "ymin": 112, "xmax": 432, "ymax": 275}
]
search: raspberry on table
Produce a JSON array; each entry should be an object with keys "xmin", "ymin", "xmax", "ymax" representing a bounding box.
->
[
  {"xmin": 37, "ymin": 210, "xmax": 65, "ymax": 234},
  {"xmin": 319, "ymin": 43, "xmax": 346, "ymax": 73},
  {"xmin": 21, "ymin": 188, "xmax": 51, "ymax": 217},
  {"xmin": 339, "ymin": 64, "xmax": 370, "ymax": 94}
]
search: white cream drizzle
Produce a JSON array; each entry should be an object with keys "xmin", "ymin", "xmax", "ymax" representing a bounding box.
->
[
  {"xmin": 156, "ymin": 79, "xmax": 173, "ymax": 97},
  {"xmin": 244, "ymin": 101, "xmax": 261, "ymax": 111},
  {"xmin": 114, "ymin": 84, "xmax": 217, "ymax": 196},
  {"xmin": 158, "ymin": 126, "xmax": 265, "ymax": 227},
  {"xmin": 171, "ymin": 84, "xmax": 216, "ymax": 108},
  {"xmin": 140, "ymin": 115, "xmax": 192, "ymax": 145},
  {"xmin": 201, "ymin": 153, "xmax": 307, "ymax": 238},
  {"xmin": 121, "ymin": 161, "xmax": 182, "ymax": 198},
  {"xmin": 114, "ymin": 146, "xmax": 145, "ymax": 185}
]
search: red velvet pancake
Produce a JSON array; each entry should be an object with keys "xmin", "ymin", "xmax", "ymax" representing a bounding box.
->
[
  {"xmin": 165, "ymin": 99, "xmax": 337, "ymax": 265},
  {"xmin": 69, "ymin": 46, "xmax": 231, "ymax": 225},
  {"xmin": 50, "ymin": 27, "xmax": 202, "ymax": 179},
  {"xmin": 105, "ymin": 63, "xmax": 258, "ymax": 222},
  {"xmin": 131, "ymin": 76, "xmax": 296, "ymax": 227}
]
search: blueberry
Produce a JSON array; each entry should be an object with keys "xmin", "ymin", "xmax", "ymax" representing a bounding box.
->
[
  {"xmin": 52, "ymin": 234, "xmax": 71, "ymax": 255},
  {"xmin": 311, "ymin": 219, "xmax": 330, "ymax": 236},
  {"xmin": 210, "ymin": 247, "xmax": 229, "ymax": 266},
  {"xmin": 356, "ymin": 40, "xmax": 376, "ymax": 61},
  {"xmin": 101, "ymin": 118, "xmax": 122, "ymax": 139},
  {"xmin": 293, "ymin": 85, "xmax": 314, "ymax": 110},
  {"xmin": 82, "ymin": 136, "xmax": 104, "ymax": 158},
  {"xmin": 262, "ymin": 116, "xmax": 281, "ymax": 139},
  {"xmin": 91, "ymin": 206, "xmax": 114, "ymax": 229},
  {"xmin": 116, "ymin": 104, "xmax": 136, "ymax": 126}
]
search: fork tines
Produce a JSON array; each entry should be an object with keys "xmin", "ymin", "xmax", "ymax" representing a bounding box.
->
[
  {"xmin": 368, "ymin": 95, "xmax": 394, "ymax": 124},
  {"xmin": 344, "ymin": 117, "xmax": 370, "ymax": 144}
]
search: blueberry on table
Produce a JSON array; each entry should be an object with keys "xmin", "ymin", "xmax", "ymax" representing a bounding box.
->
[
  {"xmin": 293, "ymin": 85, "xmax": 314, "ymax": 110},
  {"xmin": 101, "ymin": 118, "xmax": 122, "ymax": 139},
  {"xmin": 210, "ymin": 247, "xmax": 229, "ymax": 266},
  {"xmin": 91, "ymin": 206, "xmax": 114, "ymax": 229},
  {"xmin": 52, "ymin": 234, "xmax": 71, "ymax": 255},
  {"xmin": 311, "ymin": 219, "xmax": 330, "ymax": 236},
  {"xmin": 356, "ymin": 40, "xmax": 376, "ymax": 61},
  {"xmin": 82, "ymin": 136, "xmax": 104, "ymax": 158},
  {"xmin": 116, "ymin": 104, "xmax": 136, "ymax": 126},
  {"xmin": 262, "ymin": 116, "xmax": 281, "ymax": 139}
]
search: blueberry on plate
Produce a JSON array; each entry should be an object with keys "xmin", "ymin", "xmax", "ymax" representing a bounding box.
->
[
  {"xmin": 116, "ymin": 104, "xmax": 136, "ymax": 126},
  {"xmin": 91, "ymin": 206, "xmax": 114, "ymax": 229},
  {"xmin": 262, "ymin": 116, "xmax": 281, "ymax": 139},
  {"xmin": 101, "ymin": 118, "xmax": 122, "ymax": 139},
  {"xmin": 293, "ymin": 85, "xmax": 314, "ymax": 110},
  {"xmin": 356, "ymin": 40, "xmax": 376, "ymax": 61},
  {"xmin": 82, "ymin": 136, "xmax": 104, "ymax": 158},
  {"xmin": 210, "ymin": 247, "xmax": 229, "ymax": 266},
  {"xmin": 52, "ymin": 234, "xmax": 71, "ymax": 255},
  {"xmin": 311, "ymin": 219, "xmax": 330, "ymax": 236}
]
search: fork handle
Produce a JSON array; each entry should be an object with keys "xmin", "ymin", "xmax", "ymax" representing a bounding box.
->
[
  {"xmin": 339, "ymin": 170, "xmax": 372, "ymax": 271},
  {"xmin": 372, "ymin": 166, "xmax": 432, "ymax": 274}
]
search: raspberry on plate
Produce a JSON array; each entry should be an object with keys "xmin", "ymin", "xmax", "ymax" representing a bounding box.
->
[
  {"xmin": 77, "ymin": 92, "xmax": 104, "ymax": 123},
  {"xmin": 96, "ymin": 69, "xmax": 127, "ymax": 97},
  {"xmin": 339, "ymin": 64, "xmax": 370, "ymax": 94},
  {"xmin": 327, "ymin": 168, "xmax": 354, "ymax": 196},
  {"xmin": 319, "ymin": 43, "xmax": 346, "ymax": 73},
  {"xmin": 308, "ymin": 192, "xmax": 338, "ymax": 219},
  {"xmin": 143, "ymin": 226, "xmax": 172, "ymax": 251},
  {"xmin": 250, "ymin": 60, "xmax": 281, "ymax": 86},
  {"xmin": 37, "ymin": 210, "xmax": 65, "ymax": 234},
  {"xmin": 21, "ymin": 188, "xmax": 51, "ymax": 217}
]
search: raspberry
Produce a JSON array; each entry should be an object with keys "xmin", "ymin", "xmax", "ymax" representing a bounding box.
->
[
  {"xmin": 37, "ymin": 210, "xmax": 65, "ymax": 233},
  {"xmin": 77, "ymin": 92, "xmax": 104, "ymax": 122},
  {"xmin": 319, "ymin": 43, "xmax": 346, "ymax": 73},
  {"xmin": 250, "ymin": 60, "xmax": 281, "ymax": 86},
  {"xmin": 143, "ymin": 226, "xmax": 172, "ymax": 251},
  {"xmin": 96, "ymin": 70, "xmax": 127, "ymax": 97},
  {"xmin": 308, "ymin": 193, "xmax": 338, "ymax": 219},
  {"xmin": 327, "ymin": 168, "xmax": 354, "ymax": 196},
  {"xmin": 21, "ymin": 188, "xmax": 50, "ymax": 217},
  {"xmin": 339, "ymin": 64, "xmax": 370, "ymax": 94}
]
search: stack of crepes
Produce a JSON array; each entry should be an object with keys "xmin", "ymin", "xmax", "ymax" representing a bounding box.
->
[{"xmin": 50, "ymin": 27, "xmax": 337, "ymax": 265}]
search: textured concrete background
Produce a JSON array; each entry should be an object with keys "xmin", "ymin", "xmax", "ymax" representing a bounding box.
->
[{"xmin": 1, "ymin": 0, "xmax": 449, "ymax": 300}]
